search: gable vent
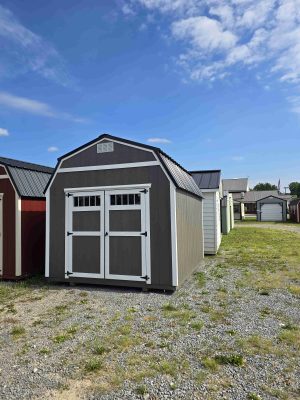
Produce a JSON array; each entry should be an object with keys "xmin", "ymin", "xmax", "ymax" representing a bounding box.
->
[{"xmin": 97, "ymin": 142, "xmax": 114, "ymax": 153}]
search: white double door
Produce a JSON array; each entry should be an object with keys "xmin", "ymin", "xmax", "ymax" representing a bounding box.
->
[{"xmin": 65, "ymin": 187, "xmax": 151, "ymax": 283}]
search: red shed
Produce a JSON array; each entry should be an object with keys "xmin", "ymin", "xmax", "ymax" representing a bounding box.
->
[{"xmin": 0, "ymin": 157, "xmax": 53, "ymax": 279}]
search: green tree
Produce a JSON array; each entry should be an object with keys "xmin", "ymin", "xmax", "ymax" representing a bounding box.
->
[
  {"xmin": 289, "ymin": 182, "xmax": 300, "ymax": 197},
  {"xmin": 252, "ymin": 183, "xmax": 277, "ymax": 191}
]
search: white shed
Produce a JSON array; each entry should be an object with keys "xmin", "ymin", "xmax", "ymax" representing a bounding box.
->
[{"xmin": 191, "ymin": 170, "xmax": 222, "ymax": 255}]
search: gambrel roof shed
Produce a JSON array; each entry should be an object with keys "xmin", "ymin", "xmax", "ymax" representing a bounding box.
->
[{"xmin": 45, "ymin": 134, "xmax": 204, "ymax": 291}]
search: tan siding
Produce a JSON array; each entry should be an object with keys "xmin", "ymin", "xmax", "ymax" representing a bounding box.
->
[{"xmin": 176, "ymin": 191, "xmax": 203, "ymax": 285}]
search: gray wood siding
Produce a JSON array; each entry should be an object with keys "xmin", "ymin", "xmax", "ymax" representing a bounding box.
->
[
  {"xmin": 61, "ymin": 140, "xmax": 156, "ymax": 168},
  {"xmin": 202, "ymin": 192, "xmax": 216, "ymax": 254},
  {"xmin": 176, "ymin": 190, "xmax": 203, "ymax": 285},
  {"xmin": 49, "ymin": 166, "xmax": 173, "ymax": 287}
]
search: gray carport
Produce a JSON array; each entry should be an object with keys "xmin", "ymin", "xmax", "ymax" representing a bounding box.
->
[{"xmin": 45, "ymin": 134, "xmax": 204, "ymax": 290}]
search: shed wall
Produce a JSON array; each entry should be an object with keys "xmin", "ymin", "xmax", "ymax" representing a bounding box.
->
[
  {"xmin": 176, "ymin": 190, "xmax": 203, "ymax": 285},
  {"xmin": 21, "ymin": 199, "xmax": 46, "ymax": 277},
  {"xmin": 202, "ymin": 192, "xmax": 217, "ymax": 254}
]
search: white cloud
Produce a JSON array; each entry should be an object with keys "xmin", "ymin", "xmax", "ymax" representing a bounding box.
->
[
  {"xmin": 0, "ymin": 128, "xmax": 9, "ymax": 137},
  {"xmin": 126, "ymin": 0, "xmax": 300, "ymax": 85},
  {"xmin": 0, "ymin": 92, "xmax": 87, "ymax": 123},
  {"xmin": 48, "ymin": 146, "xmax": 59, "ymax": 152},
  {"xmin": 231, "ymin": 155, "xmax": 245, "ymax": 161},
  {"xmin": 0, "ymin": 5, "xmax": 72, "ymax": 87},
  {"xmin": 172, "ymin": 16, "xmax": 237, "ymax": 52},
  {"xmin": 147, "ymin": 137, "xmax": 171, "ymax": 143}
]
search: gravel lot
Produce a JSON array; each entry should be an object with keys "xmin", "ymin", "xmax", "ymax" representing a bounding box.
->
[{"xmin": 0, "ymin": 225, "xmax": 299, "ymax": 400}]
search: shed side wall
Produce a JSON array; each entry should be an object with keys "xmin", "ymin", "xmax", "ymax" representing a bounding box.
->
[
  {"xmin": 215, "ymin": 190, "xmax": 222, "ymax": 250},
  {"xmin": 176, "ymin": 190, "xmax": 203, "ymax": 285},
  {"xmin": 202, "ymin": 191, "xmax": 217, "ymax": 254}
]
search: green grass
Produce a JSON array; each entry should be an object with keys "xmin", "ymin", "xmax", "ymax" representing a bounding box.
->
[
  {"xmin": 11, "ymin": 326, "xmax": 25, "ymax": 337},
  {"xmin": 219, "ymin": 227, "xmax": 300, "ymax": 291},
  {"xmin": 85, "ymin": 358, "xmax": 103, "ymax": 372},
  {"xmin": 214, "ymin": 354, "xmax": 244, "ymax": 366},
  {"xmin": 194, "ymin": 272, "xmax": 206, "ymax": 288}
]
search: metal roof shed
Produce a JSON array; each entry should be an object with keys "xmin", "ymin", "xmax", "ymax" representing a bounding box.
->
[
  {"xmin": 256, "ymin": 195, "xmax": 287, "ymax": 222},
  {"xmin": 191, "ymin": 170, "xmax": 222, "ymax": 254},
  {"xmin": 0, "ymin": 157, "xmax": 53, "ymax": 279},
  {"xmin": 45, "ymin": 134, "xmax": 204, "ymax": 290}
]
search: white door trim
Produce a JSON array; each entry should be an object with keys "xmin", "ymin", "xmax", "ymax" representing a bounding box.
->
[
  {"xmin": 45, "ymin": 190, "xmax": 50, "ymax": 277},
  {"xmin": 0, "ymin": 175, "xmax": 9, "ymax": 180},
  {"xmin": 15, "ymin": 194, "xmax": 22, "ymax": 276},
  {"xmin": 104, "ymin": 187, "xmax": 151, "ymax": 283},
  {"xmin": 64, "ymin": 183, "xmax": 152, "ymax": 193},
  {"xmin": 0, "ymin": 194, "xmax": 3, "ymax": 275},
  {"xmin": 58, "ymin": 161, "xmax": 159, "ymax": 173},
  {"xmin": 65, "ymin": 190, "xmax": 105, "ymax": 279},
  {"xmin": 170, "ymin": 183, "xmax": 178, "ymax": 287}
]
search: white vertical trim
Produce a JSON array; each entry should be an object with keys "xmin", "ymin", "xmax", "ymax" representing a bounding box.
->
[
  {"xmin": 15, "ymin": 194, "xmax": 22, "ymax": 276},
  {"xmin": 45, "ymin": 190, "xmax": 50, "ymax": 277},
  {"xmin": 145, "ymin": 188, "xmax": 151, "ymax": 285},
  {"xmin": 0, "ymin": 194, "xmax": 3, "ymax": 275},
  {"xmin": 170, "ymin": 183, "xmax": 178, "ymax": 287}
]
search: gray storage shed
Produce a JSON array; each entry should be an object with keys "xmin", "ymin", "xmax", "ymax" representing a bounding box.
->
[
  {"xmin": 45, "ymin": 134, "xmax": 204, "ymax": 290},
  {"xmin": 257, "ymin": 195, "xmax": 287, "ymax": 222}
]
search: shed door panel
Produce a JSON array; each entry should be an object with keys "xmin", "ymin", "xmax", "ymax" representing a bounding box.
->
[
  {"xmin": 66, "ymin": 191, "xmax": 104, "ymax": 278},
  {"xmin": 105, "ymin": 189, "xmax": 150, "ymax": 283},
  {"xmin": 261, "ymin": 203, "xmax": 282, "ymax": 221}
]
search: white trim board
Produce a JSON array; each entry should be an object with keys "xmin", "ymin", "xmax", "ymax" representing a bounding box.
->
[
  {"xmin": 45, "ymin": 190, "xmax": 50, "ymax": 277},
  {"xmin": 0, "ymin": 175, "xmax": 9, "ymax": 180},
  {"xmin": 64, "ymin": 183, "xmax": 152, "ymax": 193},
  {"xmin": 15, "ymin": 194, "xmax": 22, "ymax": 276},
  {"xmin": 170, "ymin": 183, "xmax": 178, "ymax": 287},
  {"xmin": 58, "ymin": 161, "xmax": 159, "ymax": 173}
]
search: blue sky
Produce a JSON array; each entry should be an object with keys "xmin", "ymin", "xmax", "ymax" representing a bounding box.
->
[{"xmin": 0, "ymin": 0, "xmax": 300, "ymax": 190}]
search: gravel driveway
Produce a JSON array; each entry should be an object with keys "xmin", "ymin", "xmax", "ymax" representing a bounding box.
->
[{"xmin": 0, "ymin": 225, "xmax": 299, "ymax": 400}]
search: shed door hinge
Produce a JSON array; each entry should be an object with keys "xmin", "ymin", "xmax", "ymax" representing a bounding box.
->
[
  {"xmin": 67, "ymin": 231, "xmax": 73, "ymax": 236},
  {"xmin": 141, "ymin": 231, "xmax": 147, "ymax": 237},
  {"xmin": 65, "ymin": 271, "xmax": 73, "ymax": 276},
  {"xmin": 67, "ymin": 193, "xmax": 73, "ymax": 197},
  {"xmin": 140, "ymin": 189, "xmax": 148, "ymax": 194},
  {"xmin": 141, "ymin": 275, "xmax": 149, "ymax": 281}
]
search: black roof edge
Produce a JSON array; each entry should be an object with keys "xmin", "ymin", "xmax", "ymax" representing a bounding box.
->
[
  {"xmin": 190, "ymin": 169, "xmax": 221, "ymax": 173},
  {"xmin": 256, "ymin": 195, "xmax": 288, "ymax": 203},
  {"xmin": 0, "ymin": 157, "xmax": 53, "ymax": 174}
]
